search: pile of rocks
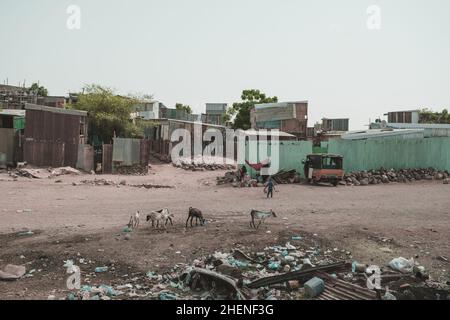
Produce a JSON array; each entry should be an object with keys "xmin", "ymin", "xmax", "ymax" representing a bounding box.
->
[
  {"xmin": 173, "ymin": 160, "xmax": 236, "ymax": 172},
  {"xmin": 13, "ymin": 167, "xmax": 81, "ymax": 179},
  {"xmin": 343, "ymin": 168, "xmax": 449, "ymax": 186}
]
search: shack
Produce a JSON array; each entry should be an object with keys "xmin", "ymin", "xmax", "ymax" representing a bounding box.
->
[
  {"xmin": 0, "ymin": 109, "xmax": 25, "ymax": 167},
  {"xmin": 24, "ymin": 104, "xmax": 88, "ymax": 168}
]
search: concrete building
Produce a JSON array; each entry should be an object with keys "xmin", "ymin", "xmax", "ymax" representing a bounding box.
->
[
  {"xmin": 251, "ymin": 101, "xmax": 308, "ymax": 139},
  {"xmin": 205, "ymin": 103, "xmax": 228, "ymax": 125},
  {"xmin": 131, "ymin": 100, "xmax": 167, "ymax": 120},
  {"xmin": 321, "ymin": 118, "xmax": 349, "ymax": 132},
  {"xmin": 385, "ymin": 110, "xmax": 420, "ymax": 124}
]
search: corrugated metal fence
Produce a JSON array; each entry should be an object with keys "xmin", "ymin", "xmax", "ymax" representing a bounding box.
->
[
  {"xmin": 328, "ymin": 137, "xmax": 450, "ymax": 172},
  {"xmin": 245, "ymin": 140, "xmax": 313, "ymax": 177}
]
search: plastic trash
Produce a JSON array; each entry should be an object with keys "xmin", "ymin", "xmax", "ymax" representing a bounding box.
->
[
  {"xmin": 268, "ymin": 262, "xmax": 280, "ymax": 270},
  {"xmin": 100, "ymin": 285, "xmax": 118, "ymax": 296},
  {"xmin": 352, "ymin": 261, "xmax": 367, "ymax": 273},
  {"xmin": 67, "ymin": 293, "xmax": 77, "ymax": 300},
  {"xmin": 285, "ymin": 242, "xmax": 296, "ymax": 250},
  {"xmin": 159, "ymin": 292, "xmax": 177, "ymax": 300},
  {"xmin": 388, "ymin": 257, "xmax": 414, "ymax": 273},
  {"xmin": 304, "ymin": 277, "xmax": 325, "ymax": 298},
  {"xmin": 122, "ymin": 226, "xmax": 132, "ymax": 233},
  {"xmin": 292, "ymin": 236, "xmax": 302, "ymax": 241},
  {"xmin": 95, "ymin": 266, "xmax": 109, "ymax": 273},
  {"xmin": 17, "ymin": 231, "xmax": 34, "ymax": 237}
]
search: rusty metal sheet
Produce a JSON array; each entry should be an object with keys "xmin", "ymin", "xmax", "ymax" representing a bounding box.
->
[
  {"xmin": 24, "ymin": 107, "xmax": 83, "ymax": 167},
  {"xmin": 314, "ymin": 272, "xmax": 378, "ymax": 300},
  {"xmin": 140, "ymin": 139, "xmax": 150, "ymax": 166},
  {"xmin": 24, "ymin": 141, "xmax": 64, "ymax": 167},
  {"xmin": 102, "ymin": 144, "xmax": 113, "ymax": 174}
]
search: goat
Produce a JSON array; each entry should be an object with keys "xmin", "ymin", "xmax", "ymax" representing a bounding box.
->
[
  {"xmin": 128, "ymin": 211, "xmax": 140, "ymax": 230},
  {"xmin": 249, "ymin": 209, "xmax": 276, "ymax": 229},
  {"xmin": 146, "ymin": 208, "xmax": 174, "ymax": 229},
  {"xmin": 186, "ymin": 207, "xmax": 206, "ymax": 228}
]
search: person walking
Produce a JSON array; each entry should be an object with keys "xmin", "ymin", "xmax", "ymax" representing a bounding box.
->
[{"xmin": 264, "ymin": 176, "xmax": 275, "ymax": 198}]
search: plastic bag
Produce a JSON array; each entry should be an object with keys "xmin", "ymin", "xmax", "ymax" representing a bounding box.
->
[{"xmin": 388, "ymin": 257, "xmax": 414, "ymax": 273}]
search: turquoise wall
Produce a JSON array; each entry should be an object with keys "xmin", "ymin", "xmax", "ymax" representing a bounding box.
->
[
  {"xmin": 242, "ymin": 137, "xmax": 450, "ymax": 177},
  {"xmin": 244, "ymin": 140, "xmax": 312, "ymax": 177},
  {"xmin": 328, "ymin": 137, "xmax": 450, "ymax": 172}
]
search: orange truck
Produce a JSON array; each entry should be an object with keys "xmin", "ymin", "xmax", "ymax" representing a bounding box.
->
[{"xmin": 302, "ymin": 154, "xmax": 344, "ymax": 186}]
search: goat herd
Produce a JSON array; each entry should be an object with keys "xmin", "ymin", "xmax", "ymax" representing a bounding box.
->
[{"xmin": 127, "ymin": 208, "xmax": 277, "ymax": 231}]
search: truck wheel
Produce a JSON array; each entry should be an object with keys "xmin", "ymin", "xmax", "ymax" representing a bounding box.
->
[{"xmin": 332, "ymin": 180, "xmax": 338, "ymax": 187}]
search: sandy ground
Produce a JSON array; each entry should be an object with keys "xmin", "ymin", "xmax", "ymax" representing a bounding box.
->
[{"xmin": 0, "ymin": 163, "xmax": 449, "ymax": 299}]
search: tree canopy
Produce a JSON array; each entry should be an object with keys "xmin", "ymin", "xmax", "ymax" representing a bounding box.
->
[
  {"xmin": 227, "ymin": 89, "xmax": 278, "ymax": 130},
  {"xmin": 175, "ymin": 103, "xmax": 192, "ymax": 114},
  {"xmin": 420, "ymin": 108, "xmax": 450, "ymax": 124},
  {"xmin": 69, "ymin": 84, "xmax": 153, "ymax": 144},
  {"xmin": 28, "ymin": 83, "xmax": 48, "ymax": 97}
]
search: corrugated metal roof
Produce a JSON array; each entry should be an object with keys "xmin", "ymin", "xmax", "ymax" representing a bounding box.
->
[
  {"xmin": 255, "ymin": 101, "xmax": 308, "ymax": 110},
  {"xmin": 388, "ymin": 123, "xmax": 450, "ymax": 129},
  {"xmin": 244, "ymin": 130, "xmax": 295, "ymax": 137},
  {"xmin": 342, "ymin": 129, "xmax": 424, "ymax": 140},
  {"xmin": 25, "ymin": 103, "xmax": 87, "ymax": 117},
  {"xmin": 0, "ymin": 109, "xmax": 25, "ymax": 117}
]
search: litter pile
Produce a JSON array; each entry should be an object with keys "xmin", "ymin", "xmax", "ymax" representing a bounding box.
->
[
  {"xmin": 343, "ymin": 168, "xmax": 450, "ymax": 186},
  {"xmin": 64, "ymin": 236, "xmax": 449, "ymax": 300}
]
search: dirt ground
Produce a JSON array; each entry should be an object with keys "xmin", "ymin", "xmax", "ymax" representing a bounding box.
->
[{"xmin": 0, "ymin": 163, "xmax": 449, "ymax": 299}]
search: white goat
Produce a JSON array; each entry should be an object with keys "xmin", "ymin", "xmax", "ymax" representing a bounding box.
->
[{"xmin": 146, "ymin": 208, "xmax": 174, "ymax": 229}]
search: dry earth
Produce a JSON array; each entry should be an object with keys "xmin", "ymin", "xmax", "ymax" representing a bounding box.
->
[{"xmin": 0, "ymin": 162, "xmax": 449, "ymax": 299}]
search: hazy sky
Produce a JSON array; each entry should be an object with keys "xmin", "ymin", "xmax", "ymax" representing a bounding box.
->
[{"xmin": 1, "ymin": 0, "xmax": 449, "ymax": 129}]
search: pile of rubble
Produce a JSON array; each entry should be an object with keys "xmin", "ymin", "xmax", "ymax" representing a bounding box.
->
[
  {"xmin": 73, "ymin": 179, "xmax": 173, "ymax": 189},
  {"xmin": 62, "ymin": 235, "xmax": 449, "ymax": 300},
  {"xmin": 343, "ymin": 168, "xmax": 450, "ymax": 186},
  {"xmin": 152, "ymin": 153, "xmax": 171, "ymax": 163},
  {"xmin": 217, "ymin": 169, "xmax": 301, "ymax": 187},
  {"xmin": 216, "ymin": 171, "xmax": 262, "ymax": 188},
  {"xmin": 173, "ymin": 158, "xmax": 236, "ymax": 172},
  {"xmin": 216, "ymin": 171, "xmax": 240, "ymax": 185},
  {"xmin": 74, "ymin": 179, "xmax": 126, "ymax": 187},
  {"xmin": 11, "ymin": 166, "xmax": 81, "ymax": 179},
  {"xmin": 272, "ymin": 170, "xmax": 301, "ymax": 184}
]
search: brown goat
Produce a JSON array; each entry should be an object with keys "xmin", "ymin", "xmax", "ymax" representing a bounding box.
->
[{"xmin": 186, "ymin": 207, "xmax": 206, "ymax": 228}]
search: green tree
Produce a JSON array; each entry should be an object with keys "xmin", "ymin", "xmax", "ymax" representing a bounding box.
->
[
  {"xmin": 28, "ymin": 83, "xmax": 48, "ymax": 97},
  {"xmin": 175, "ymin": 103, "xmax": 192, "ymax": 114},
  {"xmin": 227, "ymin": 89, "xmax": 278, "ymax": 130},
  {"xmin": 420, "ymin": 108, "xmax": 450, "ymax": 124},
  {"xmin": 69, "ymin": 84, "xmax": 146, "ymax": 143}
]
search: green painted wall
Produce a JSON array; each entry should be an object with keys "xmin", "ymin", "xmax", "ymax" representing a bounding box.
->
[
  {"xmin": 244, "ymin": 140, "xmax": 312, "ymax": 178},
  {"xmin": 328, "ymin": 137, "xmax": 450, "ymax": 172}
]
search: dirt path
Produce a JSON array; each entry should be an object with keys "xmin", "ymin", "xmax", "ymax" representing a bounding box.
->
[{"xmin": 0, "ymin": 164, "xmax": 449, "ymax": 299}]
